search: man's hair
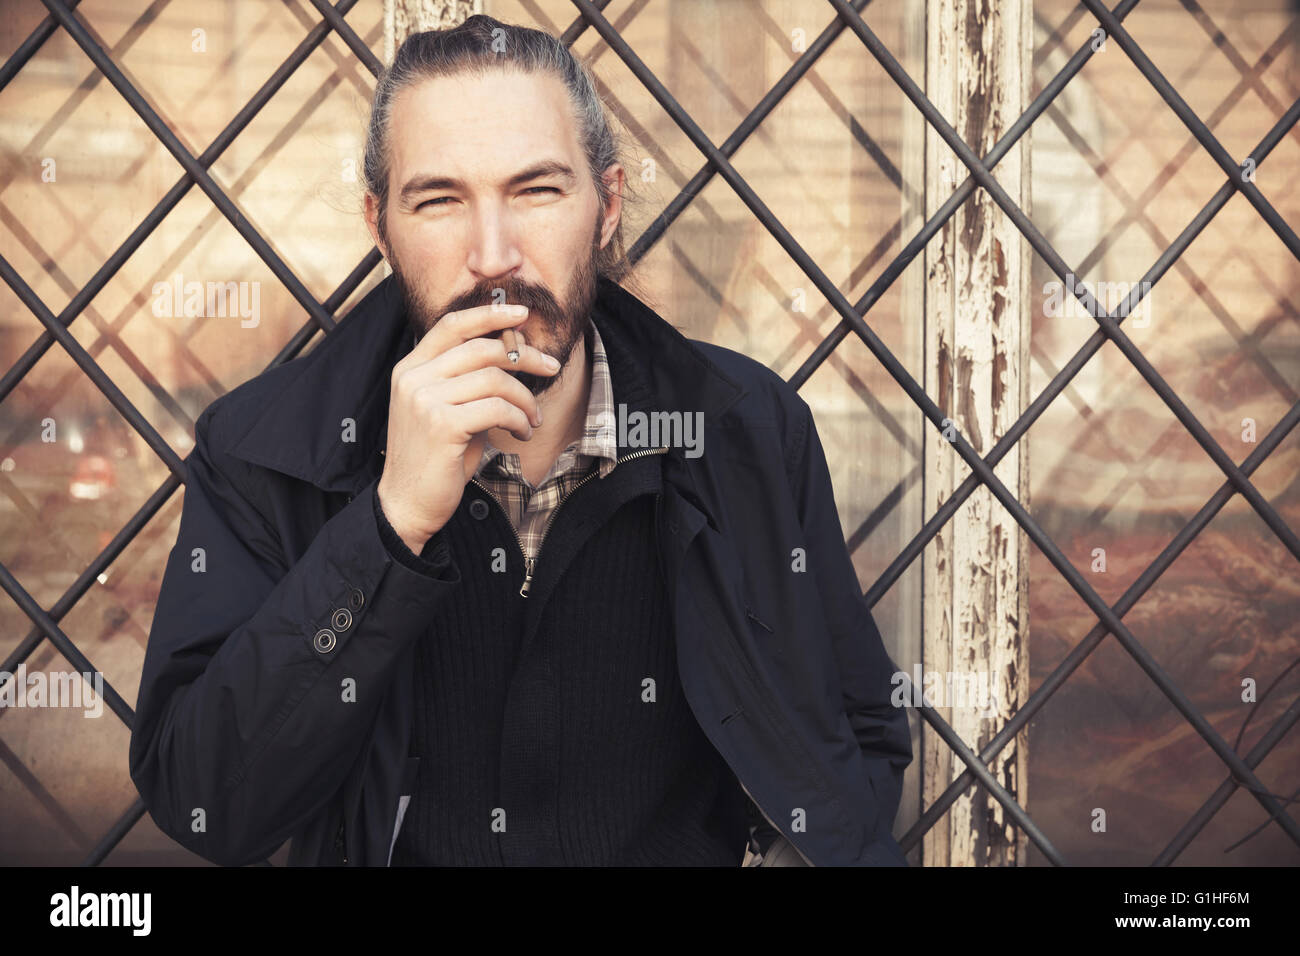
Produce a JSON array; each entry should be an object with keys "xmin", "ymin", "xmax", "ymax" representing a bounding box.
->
[{"xmin": 364, "ymin": 14, "xmax": 639, "ymax": 287}]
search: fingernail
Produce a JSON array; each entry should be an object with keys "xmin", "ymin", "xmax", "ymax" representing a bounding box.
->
[{"xmin": 545, "ymin": 355, "xmax": 560, "ymax": 370}]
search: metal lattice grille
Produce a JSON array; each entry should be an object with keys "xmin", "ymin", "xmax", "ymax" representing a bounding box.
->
[{"xmin": 0, "ymin": 0, "xmax": 1296, "ymax": 865}]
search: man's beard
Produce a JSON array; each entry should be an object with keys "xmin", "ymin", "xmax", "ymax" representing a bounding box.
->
[{"xmin": 388, "ymin": 218, "xmax": 601, "ymax": 398}]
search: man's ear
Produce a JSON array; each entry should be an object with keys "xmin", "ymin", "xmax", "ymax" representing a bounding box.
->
[
  {"xmin": 363, "ymin": 191, "xmax": 389, "ymax": 260},
  {"xmin": 598, "ymin": 163, "xmax": 624, "ymax": 251}
]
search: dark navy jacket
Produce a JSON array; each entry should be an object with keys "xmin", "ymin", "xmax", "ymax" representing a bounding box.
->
[{"xmin": 128, "ymin": 274, "xmax": 913, "ymax": 866}]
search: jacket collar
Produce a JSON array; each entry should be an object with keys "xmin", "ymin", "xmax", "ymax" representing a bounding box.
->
[{"xmin": 226, "ymin": 274, "xmax": 747, "ymax": 500}]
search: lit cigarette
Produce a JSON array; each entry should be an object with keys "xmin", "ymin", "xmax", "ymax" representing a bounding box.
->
[{"xmin": 504, "ymin": 326, "xmax": 520, "ymax": 364}]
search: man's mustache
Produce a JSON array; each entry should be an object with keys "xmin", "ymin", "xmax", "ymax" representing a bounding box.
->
[{"xmin": 449, "ymin": 285, "xmax": 562, "ymax": 322}]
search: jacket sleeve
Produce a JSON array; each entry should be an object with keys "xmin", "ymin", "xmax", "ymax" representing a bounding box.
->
[
  {"xmin": 129, "ymin": 404, "xmax": 461, "ymax": 867},
  {"xmin": 784, "ymin": 394, "xmax": 913, "ymax": 859}
]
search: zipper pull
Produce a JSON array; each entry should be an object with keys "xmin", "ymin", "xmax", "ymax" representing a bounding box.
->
[{"xmin": 519, "ymin": 556, "xmax": 535, "ymax": 598}]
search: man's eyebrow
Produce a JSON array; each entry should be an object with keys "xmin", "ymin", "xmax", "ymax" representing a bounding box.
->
[{"xmin": 398, "ymin": 161, "xmax": 579, "ymax": 204}]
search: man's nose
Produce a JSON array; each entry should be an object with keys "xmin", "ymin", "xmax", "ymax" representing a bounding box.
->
[{"xmin": 466, "ymin": 201, "xmax": 524, "ymax": 280}]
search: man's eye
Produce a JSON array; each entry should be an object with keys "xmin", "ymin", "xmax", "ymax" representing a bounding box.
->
[{"xmin": 418, "ymin": 188, "xmax": 555, "ymax": 210}]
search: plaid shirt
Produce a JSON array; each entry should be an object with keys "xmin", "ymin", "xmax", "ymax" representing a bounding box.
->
[{"xmin": 469, "ymin": 320, "xmax": 618, "ymax": 562}]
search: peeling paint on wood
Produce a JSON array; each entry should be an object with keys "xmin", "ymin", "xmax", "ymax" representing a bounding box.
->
[
  {"xmin": 922, "ymin": 0, "xmax": 1031, "ymax": 868},
  {"xmin": 385, "ymin": 0, "xmax": 482, "ymax": 63}
]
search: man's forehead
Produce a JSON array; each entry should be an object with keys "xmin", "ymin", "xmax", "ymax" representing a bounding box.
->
[{"xmin": 387, "ymin": 68, "xmax": 581, "ymax": 177}]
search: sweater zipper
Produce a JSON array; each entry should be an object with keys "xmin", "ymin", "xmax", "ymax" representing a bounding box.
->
[
  {"xmin": 452, "ymin": 445, "xmax": 807, "ymax": 864},
  {"xmin": 468, "ymin": 445, "xmax": 670, "ymax": 598}
]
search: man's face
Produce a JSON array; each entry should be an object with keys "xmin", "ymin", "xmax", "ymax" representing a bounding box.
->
[{"xmin": 365, "ymin": 67, "xmax": 620, "ymax": 397}]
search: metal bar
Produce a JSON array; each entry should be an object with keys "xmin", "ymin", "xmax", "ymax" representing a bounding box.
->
[
  {"xmin": 1079, "ymin": 0, "xmax": 1300, "ymax": 260},
  {"xmin": 81, "ymin": 799, "xmax": 147, "ymax": 867},
  {"xmin": 791, "ymin": 0, "xmax": 1141, "ymax": 392},
  {"xmin": 0, "ymin": 219, "xmax": 199, "ymax": 439},
  {"xmin": 1042, "ymin": 94, "xmax": 1298, "ymax": 408},
  {"xmin": 827, "ymin": 0, "xmax": 1300, "ymax": 844},
  {"xmin": 0, "ymin": 0, "xmax": 82, "ymax": 91},
  {"xmin": 780, "ymin": 0, "xmax": 1143, "ymax": 560},
  {"xmin": 4, "ymin": 0, "xmax": 175, "ymax": 174},
  {"xmin": 553, "ymin": 0, "xmax": 917, "ymax": 475},
  {"xmin": 866, "ymin": 96, "xmax": 1300, "ymax": 608},
  {"xmin": 263, "ymin": 249, "xmax": 384, "ymax": 370},
  {"xmin": 1068, "ymin": 24, "xmax": 1294, "ymax": 280},
  {"xmin": 308, "ymin": 0, "xmax": 383, "ymax": 75},
  {"xmin": 0, "ymin": 250, "xmax": 379, "ymax": 692},
  {"xmin": 0, "ymin": 0, "xmax": 364, "ymax": 405},
  {"xmin": 0, "ymin": 556, "xmax": 133, "ymax": 726},
  {"xmin": 0, "ymin": 0, "xmax": 381, "ymax": 867},
  {"xmin": 627, "ymin": 0, "xmax": 876, "ymax": 267},
  {"xmin": 902, "ymin": 396, "xmax": 1300, "ymax": 852},
  {"xmin": 0, "ymin": 256, "xmax": 186, "ymax": 477},
  {"xmin": 0, "ymin": 476, "xmax": 181, "ymax": 682},
  {"xmin": 526, "ymin": 0, "xmax": 923, "ymax": 480},
  {"xmin": 886, "ymin": 90, "xmax": 1300, "ymax": 850},
  {"xmin": 0, "ymin": 255, "xmax": 380, "ymax": 862},
  {"xmin": 36, "ymin": 0, "xmax": 341, "ymax": 336},
  {"xmin": 1, "ymin": 259, "xmax": 382, "ymax": 865},
  {"xmin": 909, "ymin": 675, "xmax": 1064, "ymax": 863},
  {"xmin": 833, "ymin": 0, "xmax": 1300, "ymax": 569},
  {"xmin": 1156, "ymin": 695, "xmax": 1300, "ymax": 865},
  {"xmin": 0, "ymin": 12, "xmax": 380, "ymax": 468}
]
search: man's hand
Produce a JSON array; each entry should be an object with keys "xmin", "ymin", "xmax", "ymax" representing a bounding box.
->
[{"xmin": 376, "ymin": 303, "xmax": 560, "ymax": 552}]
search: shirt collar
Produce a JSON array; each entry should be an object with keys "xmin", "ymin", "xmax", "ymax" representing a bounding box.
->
[{"xmin": 474, "ymin": 319, "xmax": 620, "ymax": 481}]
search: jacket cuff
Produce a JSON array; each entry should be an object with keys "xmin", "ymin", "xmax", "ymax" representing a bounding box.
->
[{"xmin": 372, "ymin": 482, "xmax": 454, "ymax": 579}]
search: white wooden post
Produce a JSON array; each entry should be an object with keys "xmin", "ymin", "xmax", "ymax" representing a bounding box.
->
[
  {"xmin": 384, "ymin": 0, "xmax": 483, "ymax": 64},
  {"xmin": 922, "ymin": 0, "xmax": 1032, "ymax": 867}
]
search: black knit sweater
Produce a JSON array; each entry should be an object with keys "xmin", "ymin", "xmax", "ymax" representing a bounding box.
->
[{"xmin": 379, "ymin": 450, "xmax": 751, "ymax": 866}]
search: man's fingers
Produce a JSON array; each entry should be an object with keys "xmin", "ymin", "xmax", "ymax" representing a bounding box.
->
[
  {"xmin": 394, "ymin": 332, "xmax": 555, "ymax": 418},
  {"xmin": 431, "ymin": 334, "xmax": 555, "ymax": 381},
  {"xmin": 451, "ymin": 395, "xmax": 535, "ymax": 443},
  {"xmin": 401, "ymin": 302, "xmax": 531, "ymax": 371},
  {"xmin": 431, "ymin": 365, "xmax": 543, "ymax": 431}
]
